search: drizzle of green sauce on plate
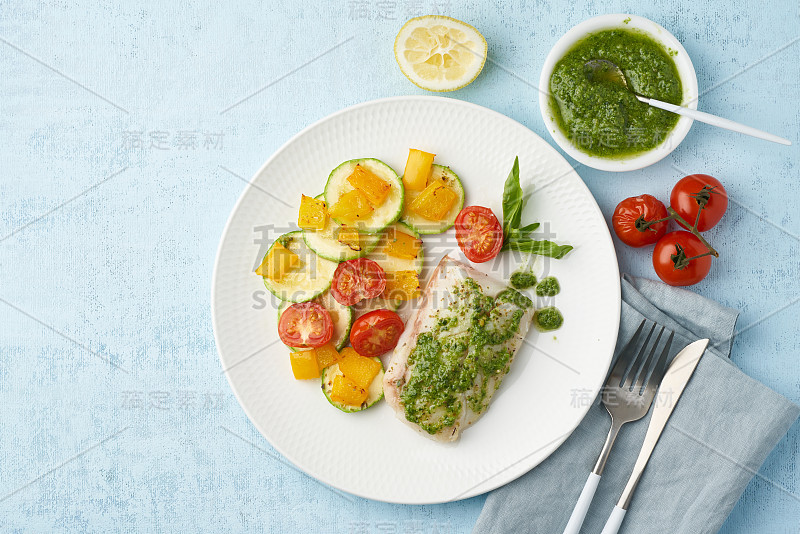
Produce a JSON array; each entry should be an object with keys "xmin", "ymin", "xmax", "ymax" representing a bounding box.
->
[
  {"xmin": 510, "ymin": 269, "xmax": 537, "ymax": 290},
  {"xmin": 534, "ymin": 306, "xmax": 564, "ymax": 332},
  {"xmin": 535, "ymin": 276, "xmax": 561, "ymax": 297}
]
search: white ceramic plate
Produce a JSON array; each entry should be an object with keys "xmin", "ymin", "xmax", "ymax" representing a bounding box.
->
[{"xmin": 211, "ymin": 96, "xmax": 620, "ymax": 504}]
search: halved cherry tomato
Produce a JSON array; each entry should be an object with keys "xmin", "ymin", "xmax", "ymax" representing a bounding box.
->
[
  {"xmin": 612, "ymin": 194, "xmax": 669, "ymax": 247},
  {"xmin": 670, "ymin": 174, "xmax": 727, "ymax": 232},
  {"xmin": 331, "ymin": 258, "xmax": 386, "ymax": 306},
  {"xmin": 454, "ymin": 206, "xmax": 503, "ymax": 263},
  {"xmin": 652, "ymin": 231, "xmax": 712, "ymax": 286},
  {"xmin": 278, "ymin": 301, "xmax": 333, "ymax": 348},
  {"xmin": 349, "ymin": 309, "xmax": 405, "ymax": 357}
]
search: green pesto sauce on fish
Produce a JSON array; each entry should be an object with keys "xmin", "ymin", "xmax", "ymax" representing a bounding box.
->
[{"xmin": 399, "ymin": 278, "xmax": 532, "ymax": 435}]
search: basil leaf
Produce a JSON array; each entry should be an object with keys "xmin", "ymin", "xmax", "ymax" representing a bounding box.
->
[
  {"xmin": 502, "ymin": 156, "xmax": 523, "ymax": 240},
  {"xmin": 517, "ymin": 222, "xmax": 540, "ymax": 234},
  {"xmin": 504, "ymin": 239, "xmax": 574, "ymax": 259},
  {"xmin": 499, "ymin": 156, "xmax": 573, "ymax": 259}
]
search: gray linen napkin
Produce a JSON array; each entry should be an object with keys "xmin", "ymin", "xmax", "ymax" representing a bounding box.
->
[{"xmin": 473, "ymin": 274, "xmax": 800, "ymax": 534}]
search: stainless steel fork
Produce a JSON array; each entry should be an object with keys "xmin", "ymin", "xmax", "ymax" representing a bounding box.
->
[{"xmin": 562, "ymin": 320, "xmax": 674, "ymax": 534}]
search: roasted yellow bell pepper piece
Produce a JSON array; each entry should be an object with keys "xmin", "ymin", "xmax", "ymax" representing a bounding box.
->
[
  {"xmin": 338, "ymin": 349, "xmax": 381, "ymax": 389},
  {"xmin": 297, "ymin": 194, "xmax": 327, "ymax": 230},
  {"xmin": 383, "ymin": 270, "xmax": 421, "ymax": 301},
  {"xmin": 347, "ymin": 165, "xmax": 391, "ymax": 206},
  {"xmin": 403, "ymin": 149, "xmax": 435, "ymax": 192},
  {"xmin": 336, "ymin": 225, "xmax": 361, "ymax": 251},
  {"xmin": 255, "ymin": 241, "xmax": 300, "ymax": 280},
  {"xmin": 289, "ymin": 350, "xmax": 320, "ymax": 380},
  {"xmin": 329, "ymin": 189, "xmax": 373, "ymax": 223},
  {"xmin": 315, "ymin": 343, "xmax": 341, "ymax": 371},
  {"xmin": 330, "ymin": 374, "xmax": 368, "ymax": 406},
  {"xmin": 408, "ymin": 179, "xmax": 458, "ymax": 221},
  {"xmin": 383, "ymin": 227, "xmax": 421, "ymax": 260}
]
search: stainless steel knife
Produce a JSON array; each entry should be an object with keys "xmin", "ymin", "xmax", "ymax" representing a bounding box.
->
[{"xmin": 599, "ymin": 338, "xmax": 710, "ymax": 534}]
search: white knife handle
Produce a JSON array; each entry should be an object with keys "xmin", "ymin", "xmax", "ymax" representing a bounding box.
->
[
  {"xmin": 599, "ymin": 505, "xmax": 627, "ymax": 534},
  {"xmin": 645, "ymin": 98, "xmax": 791, "ymax": 145},
  {"xmin": 562, "ymin": 472, "xmax": 601, "ymax": 534}
]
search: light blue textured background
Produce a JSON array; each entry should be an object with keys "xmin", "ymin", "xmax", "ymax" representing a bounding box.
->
[{"xmin": 1, "ymin": 1, "xmax": 798, "ymax": 532}]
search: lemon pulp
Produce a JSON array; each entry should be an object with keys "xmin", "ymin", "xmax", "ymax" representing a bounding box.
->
[{"xmin": 394, "ymin": 16, "xmax": 487, "ymax": 92}]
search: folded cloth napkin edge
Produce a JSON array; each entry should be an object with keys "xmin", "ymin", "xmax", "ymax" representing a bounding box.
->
[
  {"xmin": 472, "ymin": 274, "xmax": 799, "ymax": 534},
  {"xmin": 621, "ymin": 273, "xmax": 740, "ymax": 360}
]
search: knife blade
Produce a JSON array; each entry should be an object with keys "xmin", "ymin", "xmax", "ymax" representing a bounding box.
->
[
  {"xmin": 619, "ymin": 337, "xmax": 709, "ymax": 507},
  {"xmin": 600, "ymin": 338, "xmax": 709, "ymax": 534}
]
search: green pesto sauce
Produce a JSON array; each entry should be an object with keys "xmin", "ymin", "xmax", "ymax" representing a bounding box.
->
[
  {"xmin": 549, "ymin": 29, "xmax": 683, "ymax": 158},
  {"xmin": 399, "ymin": 278, "xmax": 532, "ymax": 435},
  {"xmin": 510, "ymin": 270, "xmax": 537, "ymax": 290},
  {"xmin": 535, "ymin": 276, "xmax": 561, "ymax": 297},
  {"xmin": 534, "ymin": 306, "xmax": 564, "ymax": 332}
]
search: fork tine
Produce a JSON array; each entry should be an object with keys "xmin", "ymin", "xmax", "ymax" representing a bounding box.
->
[
  {"xmin": 647, "ymin": 331, "xmax": 675, "ymax": 388},
  {"xmin": 609, "ymin": 320, "xmax": 647, "ymax": 381},
  {"xmin": 622, "ymin": 324, "xmax": 655, "ymax": 389},
  {"xmin": 633, "ymin": 326, "xmax": 665, "ymax": 392},
  {"xmin": 620, "ymin": 323, "xmax": 656, "ymax": 388}
]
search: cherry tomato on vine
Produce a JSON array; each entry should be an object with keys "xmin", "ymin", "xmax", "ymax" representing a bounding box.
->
[
  {"xmin": 278, "ymin": 301, "xmax": 334, "ymax": 348},
  {"xmin": 349, "ymin": 309, "xmax": 405, "ymax": 357},
  {"xmin": 670, "ymin": 174, "xmax": 728, "ymax": 232},
  {"xmin": 612, "ymin": 194, "xmax": 669, "ymax": 247},
  {"xmin": 454, "ymin": 206, "xmax": 504, "ymax": 263},
  {"xmin": 331, "ymin": 258, "xmax": 386, "ymax": 306},
  {"xmin": 652, "ymin": 231, "xmax": 712, "ymax": 286}
]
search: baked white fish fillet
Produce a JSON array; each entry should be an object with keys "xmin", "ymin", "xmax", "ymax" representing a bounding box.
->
[{"xmin": 384, "ymin": 256, "xmax": 535, "ymax": 442}]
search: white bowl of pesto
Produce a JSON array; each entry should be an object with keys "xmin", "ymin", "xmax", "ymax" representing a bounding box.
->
[{"xmin": 539, "ymin": 14, "xmax": 699, "ymax": 172}]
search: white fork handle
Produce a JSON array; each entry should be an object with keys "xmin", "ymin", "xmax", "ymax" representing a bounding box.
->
[
  {"xmin": 644, "ymin": 97, "xmax": 792, "ymax": 146},
  {"xmin": 599, "ymin": 505, "xmax": 627, "ymax": 534},
  {"xmin": 562, "ymin": 472, "xmax": 601, "ymax": 534}
]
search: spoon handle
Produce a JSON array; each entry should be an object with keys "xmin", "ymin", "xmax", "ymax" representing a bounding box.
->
[{"xmin": 641, "ymin": 97, "xmax": 791, "ymax": 146}]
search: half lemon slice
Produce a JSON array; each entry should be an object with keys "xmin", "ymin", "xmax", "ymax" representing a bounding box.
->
[{"xmin": 394, "ymin": 15, "xmax": 487, "ymax": 92}]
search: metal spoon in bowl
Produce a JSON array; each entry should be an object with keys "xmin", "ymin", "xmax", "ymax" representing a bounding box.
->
[{"xmin": 584, "ymin": 58, "xmax": 791, "ymax": 146}]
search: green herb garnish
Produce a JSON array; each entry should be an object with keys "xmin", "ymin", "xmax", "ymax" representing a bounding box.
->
[
  {"xmin": 502, "ymin": 156, "xmax": 524, "ymax": 240},
  {"xmin": 500, "ymin": 157, "xmax": 573, "ymax": 259}
]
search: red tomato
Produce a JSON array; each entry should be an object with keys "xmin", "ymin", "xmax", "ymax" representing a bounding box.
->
[
  {"xmin": 349, "ymin": 309, "xmax": 405, "ymax": 357},
  {"xmin": 278, "ymin": 301, "xmax": 333, "ymax": 348},
  {"xmin": 612, "ymin": 194, "xmax": 669, "ymax": 247},
  {"xmin": 652, "ymin": 231, "xmax": 712, "ymax": 286},
  {"xmin": 670, "ymin": 174, "xmax": 727, "ymax": 232},
  {"xmin": 455, "ymin": 206, "xmax": 503, "ymax": 263},
  {"xmin": 331, "ymin": 258, "xmax": 386, "ymax": 306}
]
